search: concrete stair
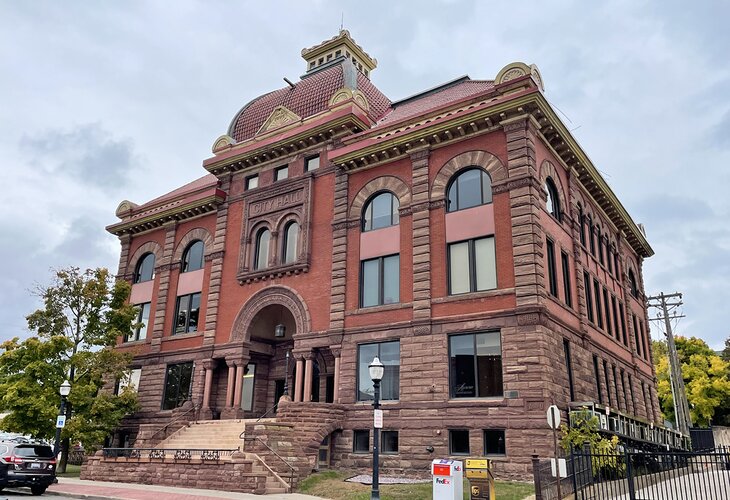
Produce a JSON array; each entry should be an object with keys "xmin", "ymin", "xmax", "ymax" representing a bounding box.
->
[{"xmin": 156, "ymin": 419, "xmax": 250, "ymax": 454}]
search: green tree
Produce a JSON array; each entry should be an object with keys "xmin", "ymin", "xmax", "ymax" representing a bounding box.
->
[
  {"xmin": 654, "ymin": 337, "xmax": 730, "ymax": 427},
  {"xmin": 721, "ymin": 336, "xmax": 730, "ymax": 363},
  {"xmin": 0, "ymin": 267, "xmax": 140, "ymax": 472},
  {"xmin": 560, "ymin": 409, "xmax": 622, "ymax": 475}
]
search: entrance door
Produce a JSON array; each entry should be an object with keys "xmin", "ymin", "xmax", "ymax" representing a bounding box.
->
[
  {"xmin": 274, "ymin": 379, "xmax": 286, "ymax": 412},
  {"xmin": 241, "ymin": 363, "xmax": 256, "ymax": 411}
]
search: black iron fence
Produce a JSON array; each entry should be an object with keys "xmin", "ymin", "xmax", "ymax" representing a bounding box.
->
[
  {"xmin": 534, "ymin": 446, "xmax": 730, "ymax": 499},
  {"xmin": 67, "ymin": 449, "xmax": 86, "ymax": 465},
  {"xmin": 102, "ymin": 447, "xmax": 238, "ymax": 462}
]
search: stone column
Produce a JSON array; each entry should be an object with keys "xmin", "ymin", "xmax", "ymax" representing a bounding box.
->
[
  {"xmin": 150, "ymin": 221, "xmax": 177, "ymax": 353},
  {"xmin": 225, "ymin": 358, "xmax": 236, "ymax": 408},
  {"xmin": 332, "ymin": 348, "xmax": 341, "ymax": 404},
  {"xmin": 294, "ymin": 357, "xmax": 305, "ymax": 403},
  {"xmin": 409, "ymin": 147, "xmax": 432, "ymax": 324},
  {"xmin": 203, "ymin": 174, "xmax": 230, "ymax": 346},
  {"xmin": 233, "ymin": 362, "xmax": 244, "ymax": 409},
  {"xmin": 303, "ymin": 353, "xmax": 314, "ymax": 402},
  {"xmin": 201, "ymin": 359, "xmax": 217, "ymax": 420}
]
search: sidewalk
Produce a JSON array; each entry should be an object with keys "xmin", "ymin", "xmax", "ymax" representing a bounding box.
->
[{"xmin": 47, "ymin": 477, "xmax": 320, "ymax": 500}]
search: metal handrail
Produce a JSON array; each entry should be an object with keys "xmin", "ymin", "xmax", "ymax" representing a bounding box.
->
[
  {"xmin": 256, "ymin": 401, "xmax": 279, "ymax": 422},
  {"xmin": 102, "ymin": 447, "xmax": 237, "ymax": 461},
  {"xmin": 241, "ymin": 434, "xmax": 296, "ymax": 492},
  {"xmin": 149, "ymin": 403, "xmax": 198, "ymax": 442}
]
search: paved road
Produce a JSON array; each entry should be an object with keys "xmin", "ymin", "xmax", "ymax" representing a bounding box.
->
[{"xmin": 2, "ymin": 489, "xmax": 77, "ymax": 500}]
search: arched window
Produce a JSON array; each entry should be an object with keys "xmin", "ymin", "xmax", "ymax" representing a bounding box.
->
[
  {"xmin": 282, "ymin": 221, "xmax": 299, "ymax": 264},
  {"xmin": 597, "ymin": 226, "xmax": 604, "ymax": 264},
  {"xmin": 578, "ymin": 204, "xmax": 586, "ymax": 246},
  {"xmin": 181, "ymin": 240, "xmax": 204, "ymax": 273},
  {"xmin": 134, "ymin": 253, "xmax": 155, "ymax": 283},
  {"xmin": 588, "ymin": 215, "xmax": 595, "ymax": 255},
  {"xmin": 446, "ymin": 168, "xmax": 492, "ymax": 212},
  {"xmin": 628, "ymin": 270, "xmax": 639, "ymax": 298},
  {"xmin": 254, "ymin": 228, "xmax": 270, "ymax": 270},
  {"xmin": 362, "ymin": 192, "xmax": 399, "ymax": 231},
  {"xmin": 545, "ymin": 177, "xmax": 561, "ymax": 221}
]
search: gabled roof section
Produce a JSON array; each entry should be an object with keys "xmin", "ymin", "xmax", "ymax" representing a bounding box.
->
[{"xmin": 108, "ymin": 174, "xmax": 224, "ymax": 236}]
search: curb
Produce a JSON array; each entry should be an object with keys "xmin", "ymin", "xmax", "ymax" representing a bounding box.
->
[{"xmin": 46, "ymin": 490, "xmax": 127, "ymax": 500}]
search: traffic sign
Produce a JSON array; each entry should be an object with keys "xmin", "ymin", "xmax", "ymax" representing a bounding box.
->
[
  {"xmin": 56, "ymin": 415, "xmax": 66, "ymax": 429},
  {"xmin": 373, "ymin": 409, "xmax": 383, "ymax": 429},
  {"xmin": 547, "ymin": 405, "xmax": 561, "ymax": 429}
]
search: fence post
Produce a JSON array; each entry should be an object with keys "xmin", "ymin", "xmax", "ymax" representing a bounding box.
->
[
  {"xmin": 571, "ymin": 446, "xmax": 579, "ymax": 500},
  {"xmin": 625, "ymin": 447, "xmax": 636, "ymax": 500},
  {"xmin": 531, "ymin": 454, "xmax": 544, "ymax": 500}
]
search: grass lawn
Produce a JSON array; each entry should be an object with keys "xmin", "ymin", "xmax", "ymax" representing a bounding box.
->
[
  {"xmin": 57, "ymin": 464, "xmax": 81, "ymax": 477},
  {"xmin": 297, "ymin": 471, "xmax": 534, "ymax": 500}
]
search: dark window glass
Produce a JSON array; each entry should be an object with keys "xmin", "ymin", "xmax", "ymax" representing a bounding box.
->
[
  {"xmin": 607, "ymin": 245, "xmax": 613, "ymax": 274},
  {"xmin": 357, "ymin": 341, "xmax": 399, "ymax": 401},
  {"xmin": 162, "ymin": 361, "xmax": 193, "ymax": 410},
  {"xmin": 620, "ymin": 369, "xmax": 628, "ymax": 412},
  {"xmin": 603, "ymin": 288, "xmax": 612, "ymax": 336},
  {"xmin": 628, "ymin": 270, "xmax": 639, "ymax": 298},
  {"xmin": 245, "ymin": 175, "xmax": 258, "ymax": 190},
  {"xmin": 446, "ymin": 168, "xmax": 492, "ymax": 212},
  {"xmin": 628, "ymin": 374, "xmax": 635, "ymax": 415},
  {"xmin": 546, "ymin": 239, "xmax": 558, "ymax": 297},
  {"xmin": 14, "ymin": 446, "xmax": 54, "ymax": 458},
  {"xmin": 127, "ymin": 302, "xmax": 151, "ymax": 342},
  {"xmin": 381, "ymin": 431, "xmax": 399, "ymax": 454},
  {"xmin": 274, "ymin": 165, "xmax": 288, "ymax": 181},
  {"xmin": 360, "ymin": 254, "xmax": 399, "ymax": 307},
  {"xmin": 545, "ymin": 177, "xmax": 561, "ymax": 221},
  {"xmin": 362, "ymin": 192, "xmax": 399, "ymax": 231},
  {"xmin": 353, "ymin": 430, "xmax": 369, "ymax": 453},
  {"xmin": 564, "ymin": 339, "xmax": 575, "ymax": 401},
  {"xmin": 448, "ymin": 237, "xmax": 496, "ymax": 294},
  {"xmin": 611, "ymin": 296, "xmax": 620, "ymax": 342},
  {"xmin": 483, "ymin": 430, "xmax": 506, "ymax": 456},
  {"xmin": 254, "ymin": 228, "xmax": 270, "ymax": 270},
  {"xmin": 619, "ymin": 303, "xmax": 628, "ymax": 345},
  {"xmin": 594, "ymin": 279, "xmax": 603, "ymax": 329},
  {"xmin": 614, "ymin": 252, "xmax": 620, "ymax": 277},
  {"xmin": 584, "ymin": 272, "xmax": 594, "ymax": 322},
  {"xmin": 579, "ymin": 205, "xmax": 586, "ymax": 246},
  {"xmin": 283, "ymin": 222, "xmax": 299, "ymax": 264},
  {"xmin": 561, "ymin": 251, "xmax": 572, "ymax": 307},
  {"xmin": 305, "ymin": 155, "xmax": 320, "ymax": 172},
  {"xmin": 639, "ymin": 321, "xmax": 648, "ymax": 359},
  {"xmin": 603, "ymin": 360, "xmax": 612, "ymax": 405},
  {"xmin": 612, "ymin": 365, "xmax": 621, "ymax": 411},
  {"xmin": 174, "ymin": 293, "xmax": 201, "ymax": 334},
  {"xmin": 449, "ymin": 332, "xmax": 502, "ymax": 398},
  {"xmin": 597, "ymin": 227, "xmax": 604, "ymax": 265},
  {"xmin": 593, "ymin": 355, "xmax": 603, "ymax": 404},
  {"xmin": 182, "ymin": 240, "xmax": 204, "ymax": 272},
  {"xmin": 588, "ymin": 216, "xmax": 595, "ymax": 255},
  {"xmin": 632, "ymin": 314, "xmax": 642, "ymax": 358},
  {"xmin": 134, "ymin": 253, "xmax": 155, "ymax": 283},
  {"xmin": 449, "ymin": 430, "xmax": 470, "ymax": 455}
]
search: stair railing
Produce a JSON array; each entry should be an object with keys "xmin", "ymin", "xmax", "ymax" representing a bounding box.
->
[
  {"xmin": 256, "ymin": 400, "xmax": 279, "ymax": 422},
  {"xmin": 149, "ymin": 403, "xmax": 199, "ymax": 444},
  {"xmin": 241, "ymin": 433, "xmax": 296, "ymax": 493}
]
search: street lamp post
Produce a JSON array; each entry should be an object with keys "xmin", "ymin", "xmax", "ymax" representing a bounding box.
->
[
  {"xmin": 369, "ymin": 357, "xmax": 384, "ymax": 500},
  {"xmin": 54, "ymin": 380, "xmax": 71, "ymax": 456}
]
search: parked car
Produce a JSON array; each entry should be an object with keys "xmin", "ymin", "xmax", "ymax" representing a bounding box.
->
[{"xmin": 0, "ymin": 442, "xmax": 56, "ymax": 495}]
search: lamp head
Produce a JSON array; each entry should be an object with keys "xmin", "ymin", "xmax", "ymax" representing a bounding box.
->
[
  {"xmin": 274, "ymin": 324, "xmax": 286, "ymax": 338},
  {"xmin": 59, "ymin": 380, "xmax": 71, "ymax": 397},
  {"xmin": 368, "ymin": 356, "xmax": 384, "ymax": 382}
]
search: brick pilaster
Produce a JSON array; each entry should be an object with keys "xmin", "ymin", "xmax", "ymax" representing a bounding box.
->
[
  {"xmin": 409, "ymin": 147, "xmax": 432, "ymax": 323},
  {"xmin": 116, "ymin": 234, "xmax": 132, "ymax": 278},
  {"xmin": 150, "ymin": 222, "xmax": 176, "ymax": 353},
  {"xmin": 329, "ymin": 166, "xmax": 349, "ymax": 331},
  {"xmin": 203, "ymin": 175, "xmax": 230, "ymax": 346}
]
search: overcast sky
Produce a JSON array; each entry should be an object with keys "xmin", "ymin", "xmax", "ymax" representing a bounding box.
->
[{"xmin": 1, "ymin": 0, "xmax": 728, "ymax": 349}]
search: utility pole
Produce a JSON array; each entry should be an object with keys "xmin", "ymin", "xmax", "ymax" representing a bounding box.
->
[{"xmin": 647, "ymin": 291, "xmax": 691, "ymax": 434}]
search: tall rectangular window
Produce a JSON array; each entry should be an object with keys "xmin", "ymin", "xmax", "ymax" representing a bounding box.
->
[
  {"xmin": 448, "ymin": 237, "xmax": 496, "ymax": 294},
  {"xmin": 612, "ymin": 365, "xmax": 621, "ymax": 411},
  {"xmin": 162, "ymin": 361, "xmax": 193, "ymax": 410},
  {"xmin": 603, "ymin": 288, "xmax": 612, "ymax": 336},
  {"xmin": 603, "ymin": 360, "xmax": 612, "ymax": 405},
  {"xmin": 357, "ymin": 341, "xmax": 400, "ymax": 401},
  {"xmin": 127, "ymin": 302, "xmax": 151, "ymax": 342},
  {"xmin": 593, "ymin": 355, "xmax": 603, "ymax": 404},
  {"xmin": 483, "ymin": 430, "xmax": 506, "ymax": 456},
  {"xmin": 639, "ymin": 321, "xmax": 648, "ymax": 360},
  {"xmin": 449, "ymin": 332, "xmax": 503, "ymax": 398},
  {"xmin": 274, "ymin": 165, "xmax": 288, "ymax": 181},
  {"xmin": 594, "ymin": 279, "xmax": 603, "ymax": 329},
  {"xmin": 564, "ymin": 339, "xmax": 575, "ymax": 401},
  {"xmin": 115, "ymin": 368, "xmax": 142, "ymax": 395},
  {"xmin": 305, "ymin": 155, "xmax": 320, "ymax": 172},
  {"xmin": 360, "ymin": 254, "xmax": 399, "ymax": 307},
  {"xmin": 353, "ymin": 430, "xmax": 369, "ymax": 453},
  {"xmin": 381, "ymin": 431, "xmax": 399, "ymax": 454},
  {"xmin": 546, "ymin": 239, "xmax": 558, "ymax": 298},
  {"xmin": 245, "ymin": 175, "xmax": 258, "ymax": 190},
  {"xmin": 620, "ymin": 369, "xmax": 628, "ymax": 412},
  {"xmin": 611, "ymin": 296, "xmax": 620, "ymax": 341},
  {"xmin": 628, "ymin": 374, "xmax": 635, "ymax": 415},
  {"xmin": 449, "ymin": 430, "xmax": 470, "ymax": 455},
  {"xmin": 584, "ymin": 272, "xmax": 594, "ymax": 322},
  {"xmin": 561, "ymin": 251, "xmax": 572, "ymax": 307},
  {"xmin": 174, "ymin": 293, "xmax": 201, "ymax": 334},
  {"xmin": 632, "ymin": 314, "xmax": 642, "ymax": 358},
  {"xmin": 619, "ymin": 303, "xmax": 628, "ymax": 345}
]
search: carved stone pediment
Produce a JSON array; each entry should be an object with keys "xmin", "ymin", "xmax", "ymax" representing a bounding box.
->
[{"xmin": 257, "ymin": 106, "xmax": 302, "ymax": 136}]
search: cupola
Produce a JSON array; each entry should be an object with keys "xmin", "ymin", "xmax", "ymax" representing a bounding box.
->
[{"xmin": 301, "ymin": 29, "xmax": 377, "ymax": 77}]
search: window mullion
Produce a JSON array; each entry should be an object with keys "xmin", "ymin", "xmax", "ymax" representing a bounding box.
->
[
  {"xmin": 469, "ymin": 239, "xmax": 476, "ymax": 292},
  {"xmin": 473, "ymin": 334, "xmax": 479, "ymax": 398},
  {"xmin": 379, "ymin": 257, "xmax": 384, "ymax": 305}
]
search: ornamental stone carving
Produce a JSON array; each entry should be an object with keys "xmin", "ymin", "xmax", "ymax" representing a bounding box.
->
[
  {"xmin": 230, "ymin": 286, "xmax": 311, "ymax": 342},
  {"xmin": 431, "ymin": 150, "xmax": 507, "ymax": 202},
  {"xmin": 256, "ymin": 106, "xmax": 302, "ymax": 135},
  {"xmin": 349, "ymin": 175, "xmax": 411, "ymax": 220}
]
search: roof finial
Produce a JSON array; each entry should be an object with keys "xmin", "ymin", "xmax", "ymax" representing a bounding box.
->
[{"xmin": 340, "ymin": 12, "xmax": 344, "ymax": 31}]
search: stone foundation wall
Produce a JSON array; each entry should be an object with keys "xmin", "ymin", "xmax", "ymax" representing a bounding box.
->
[{"xmin": 81, "ymin": 453, "xmax": 267, "ymax": 494}]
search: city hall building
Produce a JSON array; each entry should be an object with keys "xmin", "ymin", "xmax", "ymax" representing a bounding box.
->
[{"xmin": 101, "ymin": 31, "xmax": 682, "ymax": 484}]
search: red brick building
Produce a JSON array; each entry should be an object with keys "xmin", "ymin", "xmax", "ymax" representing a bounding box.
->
[{"xmin": 105, "ymin": 31, "xmax": 682, "ymax": 481}]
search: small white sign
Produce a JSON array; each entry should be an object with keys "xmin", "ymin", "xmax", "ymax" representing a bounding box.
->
[
  {"xmin": 56, "ymin": 415, "xmax": 66, "ymax": 429},
  {"xmin": 550, "ymin": 458, "xmax": 567, "ymax": 478},
  {"xmin": 547, "ymin": 405, "xmax": 561, "ymax": 429},
  {"xmin": 374, "ymin": 409, "xmax": 383, "ymax": 429}
]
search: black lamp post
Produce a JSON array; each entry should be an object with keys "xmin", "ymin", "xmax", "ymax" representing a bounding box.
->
[
  {"xmin": 369, "ymin": 356, "xmax": 384, "ymax": 500},
  {"xmin": 54, "ymin": 380, "xmax": 71, "ymax": 456},
  {"xmin": 283, "ymin": 349, "xmax": 291, "ymax": 397}
]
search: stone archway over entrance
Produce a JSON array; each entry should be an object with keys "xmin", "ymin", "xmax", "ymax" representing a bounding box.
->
[{"xmin": 230, "ymin": 285, "xmax": 311, "ymax": 342}]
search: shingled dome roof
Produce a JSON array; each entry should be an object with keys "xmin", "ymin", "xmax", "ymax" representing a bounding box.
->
[{"xmin": 227, "ymin": 60, "xmax": 391, "ymax": 143}]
